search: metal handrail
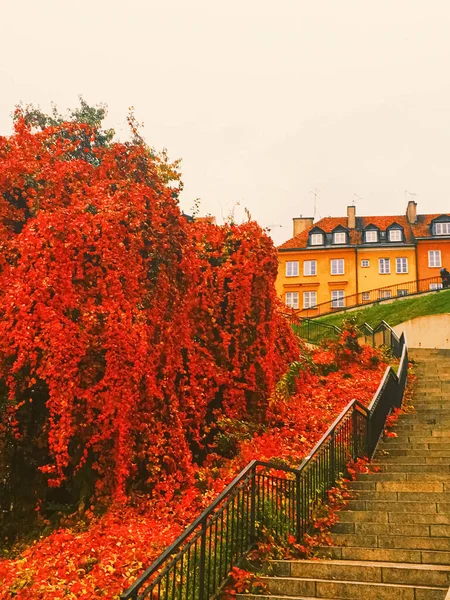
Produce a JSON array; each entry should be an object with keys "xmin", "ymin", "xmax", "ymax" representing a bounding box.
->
[
  {"xmin": 121, "ymin": 332, "xmax": 408, "ymax": 600},
  {"xmin": 294, "ymin": 274, "xmax": 444, "ymax": 319}
]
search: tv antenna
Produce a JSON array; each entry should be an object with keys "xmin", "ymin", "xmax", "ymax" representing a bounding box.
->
[
  {"xmin": 310, "ymin": 188, "xmax": 320, "ymax": 220},
  {"xmin": 353, "ymin": 194, "xmax": 362, "ymax": 206}
]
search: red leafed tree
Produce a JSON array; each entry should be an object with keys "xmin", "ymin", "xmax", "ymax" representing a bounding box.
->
[{"xmin": 0, "ymin": 105, "xmax": 297, "ymax": 537}]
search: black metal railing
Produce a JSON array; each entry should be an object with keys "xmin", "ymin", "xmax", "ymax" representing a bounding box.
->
[
  {"xmin": 294, "ymin": 275, "xmax": 444, "ymax": 319},
  {"xmin": 293, "ymin": 318, "xmax": 341, "ymax": 344},
  {"xmin": 121, "ymin": 331, "xmax": 408, "ymax": 600},
  {"xmin": 294, "ymin": 317, "xmax": 403, "ymax": 358}
]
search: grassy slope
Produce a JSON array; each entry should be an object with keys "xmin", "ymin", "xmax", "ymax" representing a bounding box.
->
[{"xmin": 316, "ymin": 289, "xmax": 450, "ymax": 329}]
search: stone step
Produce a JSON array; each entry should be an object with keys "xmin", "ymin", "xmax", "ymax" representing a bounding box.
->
[
  {"xmin": 374, "ymin": 456, "xmax": 450, "ymax": 464},
  {"xmin": 378, "ymin": 443, "xmax": 450, "ymax": 451},
  {"xmin": 375, "ymin": 463, "xmax": 450, "ymax": 473},
  {"xmin": 344, "ymin": 499, "xmax": 449, "ymax": 512},
  {"xmin": 268, "ymin": 559, "xmax": 450, "ymax": 588},
  {"xmin": 338, "ymin": 511, "xmax": 450, "ymax": 525},
  {"xmin": 330, "ymin": 533, "xmax": 450, "ymax": 551},
  {"xmin": 333, "ymin": 522, "xmax": 448, "ymax": 537},
  {"xmin": 348, "ymin": 481, "xmax": 448, "ymax": 492},
  {"xmin": 375, "ymin": 449, "xmax": 450, "ymax": 457},
  {"xmin": 256, "ymin": 575, "xmax": 447, "ymax": 599},
  {"xmin": 316, "ymin": 545, "xmax": 450, "ymax": 566},
  {"xmin": 357, "ymin": 472, "xmax": 450, "ymax": 482},
  {"xmin": 392, "ymin": 426, "xmax": 450, "ymax": 435}
]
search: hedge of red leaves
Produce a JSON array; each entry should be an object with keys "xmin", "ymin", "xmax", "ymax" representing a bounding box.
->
[
  {"xmin": 0, "ymin": 111, "xmax": 298, "ymax": 513},
  {"xmin": 0, "ymin": 327, "xmax": 387, "ymax": 599}
]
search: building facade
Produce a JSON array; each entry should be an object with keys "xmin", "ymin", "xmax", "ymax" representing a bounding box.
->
[{"xmin": 276, "ymin": 201, "xmax": 450, "ymax": 314}]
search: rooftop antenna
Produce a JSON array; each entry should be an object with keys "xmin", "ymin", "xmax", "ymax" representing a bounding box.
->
[
  {"xmin": 353, "ymin": 194, "xmax": 362, "ymax": 206},
  {"xmin": 310, "ymin": 188, "xmax": 320, "ymax": 220}
]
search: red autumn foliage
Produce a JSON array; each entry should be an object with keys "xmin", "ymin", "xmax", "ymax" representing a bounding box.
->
[
  {"xmin": 0, "ymin": 325, "xmax": 387, "ymax": 599},
  {"xmin": 0, "ymin": 109, "xmax": 388, "ymax": 599}
]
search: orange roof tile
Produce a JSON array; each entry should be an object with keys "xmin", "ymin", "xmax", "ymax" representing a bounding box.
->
[{"xmin": 277, "ymin": 211, "xmax": 450, "ymax": 250}]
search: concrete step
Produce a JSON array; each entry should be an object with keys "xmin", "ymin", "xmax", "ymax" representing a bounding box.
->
[
  {"xmin": 357, "ymin": 472, "xmax": 450, "ymax": 482},
  {"xmin": 344, "ymin": 499, "xmax": 450, "ymax": 512},
  {"xmin": 374, "ymin": 463, "xmax": 450, "ymax": 473},
  {"xmin": 329, "ymin": 533, "xmax": 450, "ymax": 551},
  {"xmin": 333, "ymin": 522, "xmax": 446, "ymax": 537},
  {"xmin": 268, "ymin": 559, "xmax": 450, "ymax": 587},
  {"xmin": 257, "ymin": 574, "xmax": 447, "ymax": 599},
  {"xmin": 375, "ymin": 449, "xmax": 450, "ymax": 457},
  {"xmin": 316, "ymin": 545, "xmax": 450, "ymax": 566},
  {"xmin": 338, "ymin": 511, "xmax": 450, "ymax": 525}
]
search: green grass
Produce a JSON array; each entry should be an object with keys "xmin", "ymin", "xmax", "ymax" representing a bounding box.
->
[{"xmin": 316, "ymin": 289, "xmax": 450, "ymax": 329}]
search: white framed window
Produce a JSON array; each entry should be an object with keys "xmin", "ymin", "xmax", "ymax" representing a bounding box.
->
[
  {"xmin": 285, "ymin": 292, "xmax": 299, "ymax": 309},
  {"xmin": 379, "ymin": 258, "xmax": 390, "ymax": 274},
  {"xmin": 396, "ymin": 257, "xmax": 408, "ymax": 274},
  {"xmin": 303, "ymin": 291, "xmax": 317, "ymax": 309},
  {"xmin": 379, "ymin": 289, "xmax": 392, "ymax": 299},
  {"xmin": 333, "ymin": 231, "xmax": 346, "ymax": 244},
  {"xmin": 389, "ymin": 229, "xmax": 402, "ymax": 242},
  {"xmin": 398, "ymin": 289, "xmax": 408, "ymax": 296},
  {"xmin": 310, "ymin": 233, "xmax": 324, "ymax": 246},
  {"xmin": 435, "ymin": 222, "xmax": 450, "ymax": 235},
  {"xmin": 365, "ymin": 230, "xmax": 378, "ymax": 243},
  {"xmin": 330, "ymin": 259, "xmax": 344, "ymax": 275},
  {"xmin": 303, "ymin": 260, "xmax": 317, "ymax": 276},
  {"xmin": 361, "ymin": 259, "xmax": 370, "ymax": 268},
  {"xmin": 429, "ymin": 250, "xmax": 442, "ymax": 267},
  {"xmin": 286, "ymin": 261, "xmax": 299, "ymax": 277},
  {"xmin": 430, "ymin": 283, "xmax": 443, "ymax": 290},
  {"xmin": 331, "ymin": 290, "xmax": 345, "ymax": 308},
  {"xmin": 362, "ymin": 291, "xmax": 370, "ymax": 301}
]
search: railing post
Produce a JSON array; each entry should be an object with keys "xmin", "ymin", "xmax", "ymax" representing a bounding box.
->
[
  {"xmin": 330, "ymin": 430, "xmax": 336, "ymax": 487},
  {"xmin": 296, "ymin": 472, "xmax": 302, "ymax": 543},
  {"xmin": 352, "ymin": 407, "xmax": 358, "ymax": 460},
  {"xmin": 198, "ymin": 521, "xmax": 207, "ymax": 600},
  {"xmin": 250, "ymin": 466, "xmax": 256, "ymax": 544}
]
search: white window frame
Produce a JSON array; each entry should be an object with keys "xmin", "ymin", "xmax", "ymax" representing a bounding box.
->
[
  {"xmin": 428, "ymin": 250, "xmax": 442, "ymax": 268},
  {"xmin": 310, "ymin": 233, "xmax": 324, "ymax": 246},
  {"xmin": 330, "ymin": 259, "xmax": 345, "ymax": 275},
  {"xmin": 379, "ymin": 258, "xmax": 390, "ymax": 274},
  {"xmin": 303, "ymin": 291, "xmax": 317, "ymax": 309},
  {"xmin": 333, "ymin": 231, "xmax": 346, "ymax": 244},
  {"xmin": 435, "ymin": 222, "xmax": 450, "ymax": 235},
  {"xmin": 430, "ymin": 283, "xmax": 443, "ymax": 290},
  {"xmin": 285, "ymin": 292, "xmax": 299, "ymax": 309},
  {"xmin": 398, "ymin": 289, "xmax": 408, "ymax": 296},
  {"xmin": 331, "ymin": 290, "xmax": 345, "ymax": 308},
  {"xmin": 303, "ymin": 260, "xmax": 317, "ymax": 276},
  {"xmin": 396, "ymin": 257, "xmax": 408, "ymax": 274},
  {"xmin": 286, "ymin": 261, "xmax": 299, "ymax": 277},
  {"xmin": 389, "ymin": 229, "xmax": 402, "ymax": 242},
  {"xmin": 361, "ymin": 259, "xmax": 370, "ymax": 268},
  {"xmin": 362, "ymin": 291, "xmax": 370, "ymax": 301},
  {"xmin": 365, "ymin": 230, "xmax": 378, "ymax": 243},
  {"xmin": 379, "ymin": 289, "xmax": 392, "ymax": 299}
]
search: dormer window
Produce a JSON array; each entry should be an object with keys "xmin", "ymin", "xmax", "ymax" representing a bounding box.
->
[
  {"xmin": 333, "ymin": 231, "xmax": 346, "ymax": 244},
  {"xmin": 435, "ymin": 222, "xmax": 450, "ymax": 235},
  {"xmin": 365, "ymin": 230, "xmax": 378, "ymax": 243},
  {"xmin": 389, "ymin": 228, "xmax": 402, "ymax": 242},
  {"xmin": 310, "ymin": 233, "xmax": 324, "ymax": 246}
]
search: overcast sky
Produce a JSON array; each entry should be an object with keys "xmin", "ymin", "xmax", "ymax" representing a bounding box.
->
[{"xmin": 1, "ymin": 1, "xmax": 450, "ymax": 245}]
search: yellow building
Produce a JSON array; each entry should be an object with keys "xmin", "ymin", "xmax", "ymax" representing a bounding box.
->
[{"xmin": 277, "ymin": 201, "xmax": 449, "ymax": 315}]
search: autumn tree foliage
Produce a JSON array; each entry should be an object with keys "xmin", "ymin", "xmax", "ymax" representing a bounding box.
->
[{"xmin": 0, "ymin": 105, "xmax": 298, "ymax": 537}]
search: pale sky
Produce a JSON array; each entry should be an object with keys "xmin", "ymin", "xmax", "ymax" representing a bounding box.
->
[{"xmin": 1, "ymin": 0, "xmax": 450, "ymax": 246}]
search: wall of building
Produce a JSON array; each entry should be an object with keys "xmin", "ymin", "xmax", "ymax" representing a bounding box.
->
[
  {"xmin": 277, "ymin": 248, "xmax": 357, "ymax": 310},
  {"xmin": 356, "ymin": 246, "xmax": 417, "ymax": 293},
  {"xmin": 417, "ymin": 239, "xmax": 450, "ymax": 280}
]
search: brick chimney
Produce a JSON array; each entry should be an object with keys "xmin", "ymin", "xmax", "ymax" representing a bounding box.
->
[
  {"xmin": 293, "ymin": 217, "xmax": 314, "ymax": 237},
  {"xmin": 347, "ymin": 205, "xmax": 356, "ymax": 229},
  {"xmin": 406, "ymin": 200, "xmax": 417, "ymax": 224}
]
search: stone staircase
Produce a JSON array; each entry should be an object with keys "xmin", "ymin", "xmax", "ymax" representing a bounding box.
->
[{"xmin": 239, "ymin": 348, "xmax": 450, "ymax": 600}]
